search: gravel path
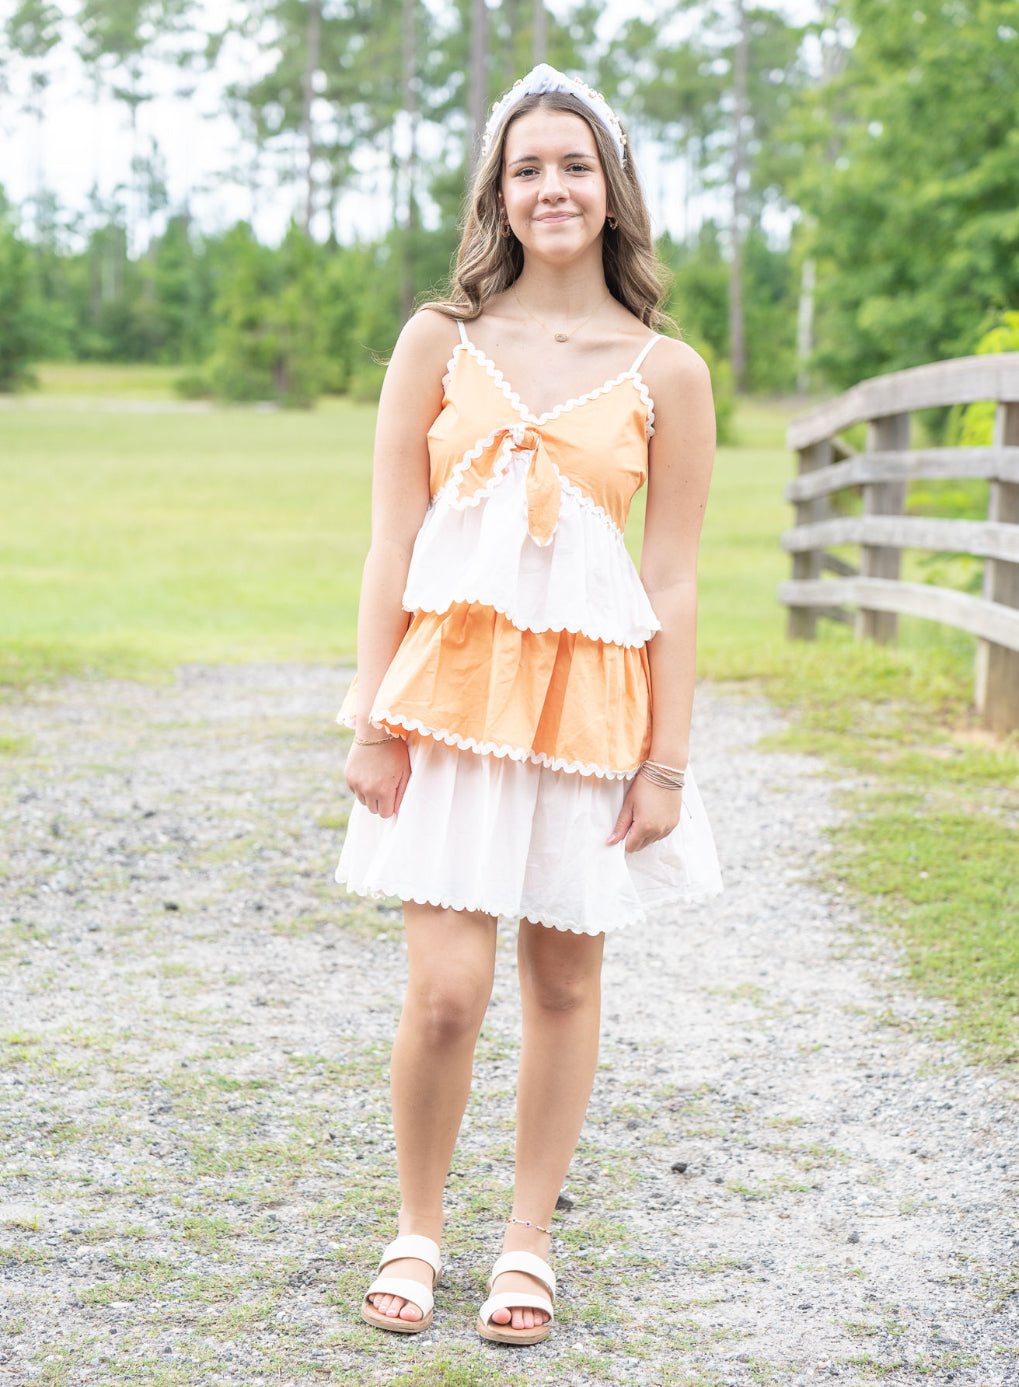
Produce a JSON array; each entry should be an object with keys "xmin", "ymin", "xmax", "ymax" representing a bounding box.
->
[{"xmin": 1, "ymin": 664, "xmax": 1016, "ymax": 1387}]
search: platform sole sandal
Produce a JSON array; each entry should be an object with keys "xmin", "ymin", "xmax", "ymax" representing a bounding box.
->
[
  {"xmin": 361, "ymin": 1234, "xmax": 442, "ymax": 1334},
  {"xmin": 477, "ymin": 1250, "xmax": 556, "ymax": 1346}
]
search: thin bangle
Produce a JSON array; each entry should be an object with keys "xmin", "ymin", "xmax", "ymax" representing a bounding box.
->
[
  {"xmin": 352, "ymin": 733, "xmax": 397, "ymax": 746},
  {"xmin": 638, "ymin": 760, "xmax": 685, "ymax": 790}
]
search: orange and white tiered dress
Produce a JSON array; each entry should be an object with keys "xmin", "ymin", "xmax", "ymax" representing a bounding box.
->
[{"xmin": 336, "ymin": 320, "xmax": 721, "ymax": 935}]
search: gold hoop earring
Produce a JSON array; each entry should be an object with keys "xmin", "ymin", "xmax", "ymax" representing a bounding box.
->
[{"xmin": 607, "ymin": 215, "xmax": 618, "ymax": 231}]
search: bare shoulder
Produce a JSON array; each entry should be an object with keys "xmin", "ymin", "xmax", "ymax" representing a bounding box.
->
[
  {"xmin": 391, "ymin": 306, "xmax": 461, "ymax": 377},
  {"xmin": 379, "ymin": 307, "xmax": 461, "ymax": 415},
  {"xmin": 642, "ymin": 336, "xmax": 712, "ymax": 398}
]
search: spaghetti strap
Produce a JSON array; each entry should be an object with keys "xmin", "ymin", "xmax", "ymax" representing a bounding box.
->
[
  {"xmin": 456, "ymin": 319, "xmax": 470, "ymax": 346},
  {"xmin": 629, "ymin": 333, "xmax": 663, "ymax": 374}
]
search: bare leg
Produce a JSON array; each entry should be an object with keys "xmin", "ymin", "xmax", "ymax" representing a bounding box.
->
[
  {"xmin": 488, "ymin": 918, "xmax": 605, "ymax": 1331},
  {"xmin": 368, "ymin": 901, "xmax": 497, "ymax": 1324}
]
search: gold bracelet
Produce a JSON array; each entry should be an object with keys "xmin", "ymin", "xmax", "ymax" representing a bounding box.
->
[{"xmin": 352, "ymin": 733, "xmax": 397, "ymax": 746}]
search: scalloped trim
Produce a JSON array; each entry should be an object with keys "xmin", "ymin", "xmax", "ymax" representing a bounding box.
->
[
  {"xmin": 399, "ymin": 590, "xmax": 657, "ymax": 648},
  {"xmin": 634, "ymin": 373, "xmax": 656, "ymax": 440},
  {"xmin": 434, "ymin": 426, "xmax": 515, "ymax": 509},
  {"xmin": 338, "ymin": 877, "xmax": 638, "ymax": 935},
  {"xmin": 556, "ymin": 472, "xmax": 628, "ymax": 538},
  {"xmin": 339, "ymin": 875, "xmax": 721, "ymax": 932},
  {"xmin": 368, "ymin": 709, "xmax": 640, "ymax": 780},
  {"xmin": 440, "ymin": 340, "xmax": 461, "ymax": 398},
  {"xmin": 453, "ymin": 340, "xmax": 656, "ymax": 431}
]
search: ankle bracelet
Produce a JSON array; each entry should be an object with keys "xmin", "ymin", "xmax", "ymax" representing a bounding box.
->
[{"xmin": 507, "ymin": 1217, "xmax": 551, "ymax": 1234}]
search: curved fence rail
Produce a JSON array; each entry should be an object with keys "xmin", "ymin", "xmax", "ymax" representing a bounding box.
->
[{"xmin": 779, "ymin": 354, "xmax": 1019, "ymax": 734}]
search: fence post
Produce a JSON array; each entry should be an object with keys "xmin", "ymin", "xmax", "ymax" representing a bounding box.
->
[
  {"xmin": 856, "ymin": 412, "xmax": 910, "ymax": 643},
  {"xmin": 974, "ymin": 401, "xmax": 1019, "ymax": 733},
  {"xmin": 787, "ymin": 439, "xmax": 832, "ymax": 640}
]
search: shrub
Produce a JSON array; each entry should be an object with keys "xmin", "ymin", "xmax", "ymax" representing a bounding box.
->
[
  {"xmin": 948, "ymin": 310, "xmax": 1019, "ymax": 446},
  {"xmin": 0, "ymin": 194, "xmax": 43, "ymax": 391}
]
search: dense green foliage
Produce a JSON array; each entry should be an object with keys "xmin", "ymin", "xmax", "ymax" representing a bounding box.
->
[
  {"xmin": 951, "ymin": 310, "xmax": 1019, "ymax": 445},
  {"xmin": 203, "ymin": 224, "xmax": 327, "ymax": 407},
  {"xmin": 0, "ymin": 196, "xmax": 789, "ymax": 414},
  {"xmin": 0, "ymin": 193, "xmax": 45, "ymax": 389},
  {"xmin": 797, "ymin": 0, "xmax": 1019, "ymax": 386},
  {"xmin": 663, "ymin": 224, "xmax": 797, "ymax": 393},
  {"xmin": 1, "ymin": 1, "xmax": 1017, "ymax": 401}
]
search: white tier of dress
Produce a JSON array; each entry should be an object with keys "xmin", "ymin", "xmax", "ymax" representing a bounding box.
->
[
  {"xmin": 404, "ymin": 440, "xmax": 662, "ymax": 646},
  {"xmin": 338, "ymin": 732, "xmax": 722, "ymax": 936}
]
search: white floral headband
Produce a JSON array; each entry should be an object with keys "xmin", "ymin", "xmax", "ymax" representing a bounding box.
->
[{"xmin": 480, "ymin": 63, "xmax": 627, "ymax": 167}]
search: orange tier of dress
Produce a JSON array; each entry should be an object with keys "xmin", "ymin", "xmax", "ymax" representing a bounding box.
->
[{"xmin": 336, "ymin": 320, "xmax": 721, "ymax": 935}]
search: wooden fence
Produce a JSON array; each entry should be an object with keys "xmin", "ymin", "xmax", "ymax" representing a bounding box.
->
[{"xmin": 778, "ymin": 354, "xmax": 1019, "ymax": 734}]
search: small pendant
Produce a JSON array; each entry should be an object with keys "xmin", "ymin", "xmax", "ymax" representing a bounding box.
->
[{"xmin": 554, "ymin": 332, "xmax": 568, "ymax": 343}]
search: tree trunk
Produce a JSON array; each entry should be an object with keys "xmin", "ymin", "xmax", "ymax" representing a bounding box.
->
[
  {"xmin": 796, "ymin": 255, "xmax": 815, "ymax": 394},
  {"xmin": 729, "ymin": 0, "xmax": 748, "ymax": 392},
  {"xmin": 470, "ymin": 0, "xmax": 488, "ymax": 172},
  {"xmin": 302, "ymin": 0, "xmax": 322, "ymax": 235},
  {"xmin": 683, "ymin": 144, "xmax": 692, "ymax": 246},
  {"xmin": 401, "ymin": 0, "xmax": 418, "ymax": 323},
  {"xmin": 504, "ymin": 0, "xmax": 519, "ymax": 56},
  {"xmin": 533, "ymin": 0, "xmax": 546, "ymax": 63}
]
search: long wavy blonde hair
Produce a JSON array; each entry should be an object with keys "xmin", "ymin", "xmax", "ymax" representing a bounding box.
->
[{"xmin": 425, "ymin": 91, "xmax": 672, "ymax": 330}]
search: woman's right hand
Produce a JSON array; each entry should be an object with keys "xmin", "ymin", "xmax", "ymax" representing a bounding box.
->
[{"xmin": 344, "ymin": 737, "xmax": 412, "ymax": 819}]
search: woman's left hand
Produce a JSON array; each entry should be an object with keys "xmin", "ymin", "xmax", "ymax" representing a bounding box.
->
[{"xmin": 606, "ymin": 775, "xmax": 682, "ymax": 853}]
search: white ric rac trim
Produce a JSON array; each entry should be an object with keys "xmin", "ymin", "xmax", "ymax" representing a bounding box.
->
[
  {"xmin": 452, "ymin": 339, "xmax": 655, "ymax": 431},
  {"xmin": 370, "ymin": 711, "xmax": 640, "ymax": 780}
]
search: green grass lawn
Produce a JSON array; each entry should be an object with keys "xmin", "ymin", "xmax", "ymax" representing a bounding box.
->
[
  {"xmin": 2, "ymin": 384, "xmax": 793, "ymax": 683},
  {"xmin": 2, "ymin": 369, "xmax": 1016, "ymax": 1064},
  {"xmin": 696, "ymin": 397, "xmax": 796, "ymax": 676},
  {"xmin": 32, "ymin": 361, "xmax": 183, "ymax": 399},
  {"xmin": 0, "ymin": 395, "xmax": 375, "ymax": 681}
]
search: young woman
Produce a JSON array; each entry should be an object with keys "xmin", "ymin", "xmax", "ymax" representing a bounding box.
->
[{"xmin": 338, "ymin": 64, "xmax": 721, "ymax": 1346}]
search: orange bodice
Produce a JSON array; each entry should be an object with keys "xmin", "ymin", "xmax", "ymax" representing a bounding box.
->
[{"xmin": 427, "ymin": 342, "xmax": 654, "ymax": 539}]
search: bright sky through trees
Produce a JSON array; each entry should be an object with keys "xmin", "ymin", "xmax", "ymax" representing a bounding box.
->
[{"xmin": 0, "ymin": 0, "xmax": 819, "ymax": 247}]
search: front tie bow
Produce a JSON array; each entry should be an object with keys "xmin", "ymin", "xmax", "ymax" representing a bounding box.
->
[{"xmin": 507, "ymin": 424, "xmax": 560, "ymax": 547}]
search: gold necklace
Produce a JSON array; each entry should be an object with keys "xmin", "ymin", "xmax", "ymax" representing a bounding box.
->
[{"xmin": 512, "ymin": 286, "xmax": 610, "ymax": 343}]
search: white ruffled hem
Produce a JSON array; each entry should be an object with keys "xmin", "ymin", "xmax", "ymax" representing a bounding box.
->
[
  {"xmin": 336, "ymin": 736, "xmax": 723, "ymax": 936},
  {"xmin": 404, "ymin": 452, "xmax": 661, "ymax": 648},
  {"xmin": 359, "ymin": 709, "xmax": 640, "ymax": 780}
]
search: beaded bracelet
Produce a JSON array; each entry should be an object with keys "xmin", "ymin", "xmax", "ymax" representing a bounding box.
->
[{"xmin": 507, "ymin": 1216, "xmax": 551, "ymax": 1234}]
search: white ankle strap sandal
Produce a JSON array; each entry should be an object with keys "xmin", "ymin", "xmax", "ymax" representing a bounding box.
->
[
  {"xmin": 362, "ymin": 1234, "xmax": 442, "ymax": 1334},
  {"xmin": 477, "ymin": 1250, "xmax": 556, "ymax": 1345}
]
